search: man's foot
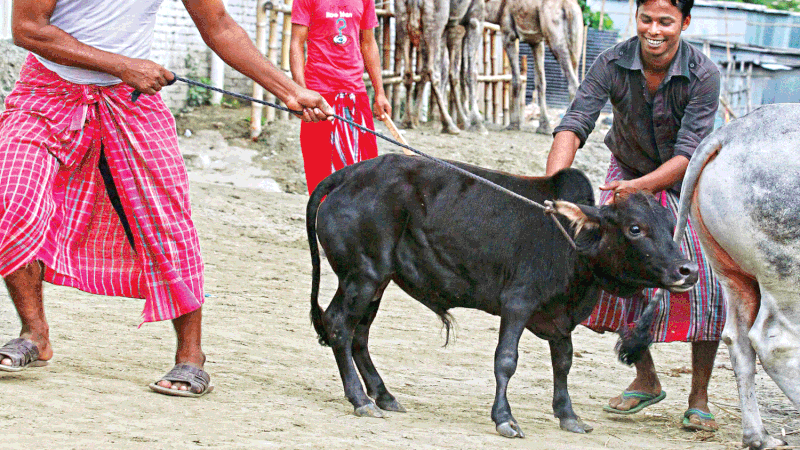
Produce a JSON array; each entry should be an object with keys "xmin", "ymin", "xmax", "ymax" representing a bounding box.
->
[
  {"xmin": 604, "ymin": 390, "xmax": 666, "ymax": 414},
  {"xmin": 149, "ymin": 362, "xmax": 213, "ymax": 398},
  {"xmin": 682, "ymin": 408, "xmax": 718, "ymax": 432},
  {"xmin": 0, "ymin": 335, "xmax": 52, "ymax": 371}
]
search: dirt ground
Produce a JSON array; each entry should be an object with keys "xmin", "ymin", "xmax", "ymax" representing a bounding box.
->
[{"xmin": 1, "ymin": 105, "xmax": 797, "ymax": 450}]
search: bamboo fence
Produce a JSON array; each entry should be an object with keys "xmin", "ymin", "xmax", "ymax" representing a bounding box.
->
[{"xmin": 249, "ymin": 0, "xmax": 524, "ymax": 139}]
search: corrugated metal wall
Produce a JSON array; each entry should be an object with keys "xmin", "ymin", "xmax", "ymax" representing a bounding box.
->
[{"xmin": 520, "ymin": 28, "xmax": 619, "ymax": 110}]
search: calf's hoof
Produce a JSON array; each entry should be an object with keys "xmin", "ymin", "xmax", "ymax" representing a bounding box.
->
[
  {"xmin": 377, "ymin": 398, "xmax": 406, "ymax": 413},
  {"xmin": 560, "ymin": 417, "xmax": 593, "ymax": 433},
  {"xmin": 744, "ymin": 434, "xmax": 786, "ymax": 449},
  {"xmin": 355, "ymin": 403, "xmax": 385, "ymax": 418},
  {"xmin": 505, "ymin": 122, "xmax": 521, "ymax": 131},
  {"xmin": 496, "ymin": 420, "xmax": 525, "ymax": 438}
]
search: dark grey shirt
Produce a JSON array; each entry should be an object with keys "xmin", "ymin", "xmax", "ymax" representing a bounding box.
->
[{"xmin": 554, "ymin": 37, "xmax": 720, "ymax": 193}]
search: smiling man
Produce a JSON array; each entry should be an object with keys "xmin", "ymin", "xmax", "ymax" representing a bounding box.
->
[{"xmin": 545, "ymin": 0, "xmax": 725, "ymax": 432}]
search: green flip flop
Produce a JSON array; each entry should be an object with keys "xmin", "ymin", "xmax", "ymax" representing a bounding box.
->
[
  {"xmin": 603, "ymin": 390, "xmax": 667, "ymax": 415},
  {"xmin": 682, "ymin": 408, "xmax": 718, "ymax": 432}
]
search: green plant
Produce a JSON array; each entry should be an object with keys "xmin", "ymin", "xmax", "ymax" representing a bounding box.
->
[
  {"xmin": 577, "ymin": 0, "xmax": 616, "ymax": 30},
  {"xmin": 183, "ymin": 55, "xmax": 212, "ymax": 107}
]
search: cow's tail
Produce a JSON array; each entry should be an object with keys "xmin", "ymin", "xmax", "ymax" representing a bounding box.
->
[
  {"xmin": 307, "ymin": 170, "xmax": 348, "ymax": 347},
  {"xmin": 616, "ymin": 131, "xmax": 725, "ymax": 365}
]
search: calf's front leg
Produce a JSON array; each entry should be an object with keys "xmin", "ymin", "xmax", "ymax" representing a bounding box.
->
[
  {"xmin": 549, "ymin": 336, "xmax": 593, "ymax": 433},
  {"xmin": 491, "ymin": 304, "xmax": 532, "ymax": 438}
]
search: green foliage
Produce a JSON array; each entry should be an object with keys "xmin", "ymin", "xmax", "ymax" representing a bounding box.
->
[
  {"xmin": 577, "ymin": 0, "xmax": 616, "ymax": 30},
  {"xmin": 715, "ymin": 0, "xmax": 800, "ymax": 11},
  {"xmin": 183, "ymin": 54, "xmax": 212, "ymax": 107}
]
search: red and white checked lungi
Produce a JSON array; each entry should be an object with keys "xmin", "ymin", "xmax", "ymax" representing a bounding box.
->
[
  {"xmin": 582, "ymin": 156, "xmax": 725, "ymax": 342},
  {"xmin": 0, "ymin": 55, "xmax": 204, "ymax": 324},
  {"xmin": 299, "ymin": 92, "xmax": 378, "ymax": 194}
]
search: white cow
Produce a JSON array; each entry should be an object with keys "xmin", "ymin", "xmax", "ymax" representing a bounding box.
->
[{"xmin": 675, "ymin": 103, "xmax": 800, "ymax": 450}]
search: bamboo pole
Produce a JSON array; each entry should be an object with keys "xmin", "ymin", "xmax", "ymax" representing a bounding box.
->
[
  {"xmin": 491, "ymin": 30, "xmax": 499, "ymax": 124},
  {"xmin": 502, "ymin": 42, "xmax": 510, "ymax": 126},
  {"xmin": 598, "ymin": 0, "xmax": 606, "ymax": 31},
  {"xmin": 251, "ymin": 0, "xmax": 268, "ymax": 140},
  {"xmin": 265, "ymin": 7, "xmax": 280, "ymax": 123},
  {"xmin": 279, "ymin": 1, "xmax": 293, "ymax": 120},
  {"xmin": 483, "ymin": 29, "xmax": 490, "ymax": 119},
  {"xmin": 581, "ymin": 24, "xmax": 589, "ymax": 81}
]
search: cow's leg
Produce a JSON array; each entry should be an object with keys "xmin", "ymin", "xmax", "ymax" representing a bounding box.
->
[
  {"xmin": 351, "ymin": 290, "xmax": 407, "ymax": 413},
  {"xmin": 446, "ymin": 25, "xmax": 468, "ymax": 130},
  {"xmin": 541, "ymin": 5, "xmax": 580, "ymax": 99},
  {"xmin": 549, "ymin": 336, "xmax": 593, "ymax": 433},
  {"xmin": 749, "ymin": 285, "xmax": 800, "ymax": 409},
  {"xmin": 702, "ymin": 243, "xmax": 785, "ymax": 448},
  {"xmin": 503, "ymin": 32, "xmax": 522, "ymax": 130},
  {"xmin": 324, "ymin": 282, "xmax": 386, "ymax": 418},
  {"xmin": 422, "ymin": 16, "xmax": 460, "ymax": 134},
  {"xmin": 463, "ymin": 13, "xmax": 487, "ymax": 134},
  {"xmin": 491, "ymin": 304, "xmax": 533, "ymax": 438},
  {"xmin": 531, "ymin": 40, "xmax": 552, "ymax": 135}
]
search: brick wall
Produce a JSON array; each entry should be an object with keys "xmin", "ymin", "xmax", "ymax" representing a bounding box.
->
[{"xmin": 151, "ymin": 0, "xmax": 274, "ymax": 110}]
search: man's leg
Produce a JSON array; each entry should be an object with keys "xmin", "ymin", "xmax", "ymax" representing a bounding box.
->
[
  {"xmin": 608, "ymin": 348, "xmax": 662, "ymax": 411},
  {"xmin": 685, "ymin": 340, "xmax": 720, "ymax": 428},
  {"xmin": 155, "ymin": 307, "xmax": 205, "ymax": 392},
  {"xmin": 1, "ymin": 261, "xmax": 53, "ymax": 367}
]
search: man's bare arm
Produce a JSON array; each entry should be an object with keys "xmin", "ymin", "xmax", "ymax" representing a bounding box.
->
[
  {"xmin": 359, "ymin": 28, "xmax": 390, "ymax": 120},
  {"xmin": 545, "ymin": 131, "xmax": 582, "ymax": 176},
  {"xmin": 289, "ymin": 24, "xmax": 308, "ymax": 89}
]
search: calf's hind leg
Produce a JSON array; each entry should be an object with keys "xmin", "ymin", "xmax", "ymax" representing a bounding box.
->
[
  {"xmin": 324, "ymin": 279, "xmax": 387, "ymax": 418},
  {"xmin": 352, "ymin": 291, "xmax": 406, "ymax": 413},
  {"xmin": 549, "ymin": 336, "xmax": 592, "ymax": 433}
]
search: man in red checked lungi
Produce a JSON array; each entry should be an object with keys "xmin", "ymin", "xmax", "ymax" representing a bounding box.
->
[
  {"xmin": 0, "ymin": 0, "xmax": 333, "ymax": 397},
  {"xmin": 546, "ymin": 0, "xmax": 725, "ymax": 432},
  {"xmin": 289, "ymin": 0, "xmax": 391, "ymax": 194}
]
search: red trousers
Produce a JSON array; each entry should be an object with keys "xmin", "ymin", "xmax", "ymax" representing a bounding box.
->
[{"xmin": 300, "ymin": 92, "xmax": 378, "ymax": 194}]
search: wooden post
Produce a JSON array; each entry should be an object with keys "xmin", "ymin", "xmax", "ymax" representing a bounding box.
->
[
  {"xmin": 491, "ymin": 30, "xmax": 499, "ymax": 124},
  {"xmin": 483, "ymin": 29, "xmax": 490, "ymax": 120},
  {"xmin": 251, "ymin": 0, "xmax": 268, "ymax": 140},
  {"xmin": 627, "ymin": 0, "xmax": 636, "ymax": 38},
  {"xmin": 502, "ymin": 42, "xmax": 510, "ymax": 126},
  {"xmin": 599, "ymin": 0, "xmax": 606, "ymax": 31},
  {"xmin": 581, "ymin": 25, "xmax": 589, "ymax": 81}
]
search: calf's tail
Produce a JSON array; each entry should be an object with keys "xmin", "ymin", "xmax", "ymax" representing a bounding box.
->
[
  {"xmin": 616, "ymin": 131, "xmax": 725, "ymax": 365},
  {"xmin": 306, "ymin": 170, "xmax": 348, "ymax": 347}
]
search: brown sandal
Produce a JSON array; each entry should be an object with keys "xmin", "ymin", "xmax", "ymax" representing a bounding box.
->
[
  {"xmin": 148, "ymin": 363, "xmax": 214, "ymax": 398},
  {"xmin": 0, "ymin": 338, "xmax": 48, "ymax": 372}
]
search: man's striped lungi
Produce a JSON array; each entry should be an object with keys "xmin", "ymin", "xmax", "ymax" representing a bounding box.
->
[
  {"xmin": 582, "ymin": 156, "xmax": 725, "ymax": 342},
  {"xmin": 0, "ymin": 55, "xmax": 204, "ymax": 324}
]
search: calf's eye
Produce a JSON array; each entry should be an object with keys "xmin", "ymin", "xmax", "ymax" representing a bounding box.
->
[{"xmin": 629, "ymin": 225, "xmax": 641, "ymax": 235}]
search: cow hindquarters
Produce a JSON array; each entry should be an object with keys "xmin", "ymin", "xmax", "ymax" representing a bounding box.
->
[{"xmin": 697, "ymin": 218, "xmax": 786, "ymax": 449}]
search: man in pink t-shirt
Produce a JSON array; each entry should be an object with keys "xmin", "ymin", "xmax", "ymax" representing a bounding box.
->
[{"xmin": 290, "ymin": 0, "xmax": 391, "ymax": 194}]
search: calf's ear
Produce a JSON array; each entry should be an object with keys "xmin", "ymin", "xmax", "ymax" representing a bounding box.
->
[{"xmin": 554, "ymin": 201, "xmax": 602, "ymax": 236}]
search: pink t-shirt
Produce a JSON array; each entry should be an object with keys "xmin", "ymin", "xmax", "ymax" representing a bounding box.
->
[{"xmin": 292, "ymin": 0, "xmax": 378, "ymax": 94}]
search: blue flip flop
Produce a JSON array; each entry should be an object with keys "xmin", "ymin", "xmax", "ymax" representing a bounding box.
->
[
  {"xmin": 682, "ymin": 408, "xmax": 718, "ymax": 432},
  {"xmin": 603, "ymin": 390, "xmax": 667, "ymax": 415}
]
